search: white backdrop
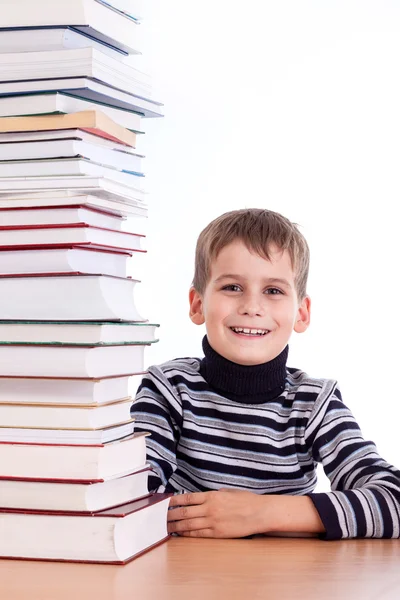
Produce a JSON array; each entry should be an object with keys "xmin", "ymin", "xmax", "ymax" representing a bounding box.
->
[{"xmin": 131, "ymin": 0, "xmax": 400, "ymax": 487}]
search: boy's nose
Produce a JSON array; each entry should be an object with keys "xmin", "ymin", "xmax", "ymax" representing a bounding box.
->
[{"xmin": 238, "ymin": 296, "xmax": 264, "ymax": 317}]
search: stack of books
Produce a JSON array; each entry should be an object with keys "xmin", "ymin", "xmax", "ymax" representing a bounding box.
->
[{"xmin": 0, "ymin": 0, "xmax": 170, "ymax": 564}]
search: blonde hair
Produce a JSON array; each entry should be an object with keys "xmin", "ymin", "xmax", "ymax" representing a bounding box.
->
[{"xmin": 192, "ymin": 208, "xmax": 310, "ymax": 299}]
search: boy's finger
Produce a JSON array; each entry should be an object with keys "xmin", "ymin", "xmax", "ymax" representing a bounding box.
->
[
  {"xmin": 169, "ymin": 492, "xmax": 206, "ymax": 507},
  {"xmin": 167, "ymin": 504, "xmax": 205, "ymax": 522}
]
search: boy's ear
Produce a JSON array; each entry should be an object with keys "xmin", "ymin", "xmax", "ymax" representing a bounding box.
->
[
  {"xmin": 294, "ymin": 295, "xmax": 311, "ymax": 333},
  {"xmin": 189, "ymin": 286, "xmax": 205, "ymax": 325}
]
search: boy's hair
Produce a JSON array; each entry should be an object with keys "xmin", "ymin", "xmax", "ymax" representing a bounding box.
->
[{"xmin": 192, "ymin": 208, "xmax": 310, "ymax": 299}]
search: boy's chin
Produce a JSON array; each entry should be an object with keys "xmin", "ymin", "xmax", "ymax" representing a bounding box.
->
[{"xmin": 223, "ymin": 348, "xmax": 280, "ymax": 366}]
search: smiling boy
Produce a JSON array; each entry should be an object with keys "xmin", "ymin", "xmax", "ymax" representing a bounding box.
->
[{"xmin": 131, "ymin": 208, "xmax": 400, "ymax": 540}]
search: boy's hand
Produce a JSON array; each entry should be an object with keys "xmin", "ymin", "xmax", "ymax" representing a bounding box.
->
[{"xmin": 167, "ymin": 489, "xmax": 266, "ymax": 538}]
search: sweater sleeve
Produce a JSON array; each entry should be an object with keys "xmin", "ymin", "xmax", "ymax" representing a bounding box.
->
[
  {"xmin": 305, "ymin": 383, "xmax": 400, "ymax": 540},
  {"xmin": 130, "ymin": 365, "xmax": 183, "ymax": 492}
]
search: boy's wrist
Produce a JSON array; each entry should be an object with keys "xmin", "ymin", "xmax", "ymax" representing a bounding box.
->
[{"xmin": 254, "ymin": 494, "xmax": 325, "ymax": 535}]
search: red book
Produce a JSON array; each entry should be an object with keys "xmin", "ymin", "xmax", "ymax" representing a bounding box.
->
[{"xmin": 0, "ymin": 494, "xmax": 172, "ymax": 564}]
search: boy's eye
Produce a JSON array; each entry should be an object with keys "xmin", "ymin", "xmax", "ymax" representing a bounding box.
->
[
  {"xmin": 222, "ymin": 284, "xmax": 242, "ymax": 292},
  {"xmin": 265, "ymin": 288, "xmax": 283, "ymax": 295}
]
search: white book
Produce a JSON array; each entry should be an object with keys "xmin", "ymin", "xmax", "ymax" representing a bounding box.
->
[
  {"xmin": 0, "ymin": 247, "xmax": 132, "ymax": 277},
  {"xmin": 0, "ymin": 205, "xmax": 125, "ymax": 228},
  {"xmin": 0, "ymin": 421, "xmax": 135, "ymax": 445},
  {"xmin": 0, "ymin": 344, "xmax": 149, "ymax": 378},
  {"xmin": 0, "ymin": 47, "xmax": 151, "ymax": 99},
  {"xmin": 0, "ymin": 397, "xmax": 133, "ymax": 429},
  {"xmin": 0, "ymin": 92, "xmax": 142, "ymax": 132},
  {"xmin": 0, "ymin": 466, "xmax": 150, "ymax": 512},
  {"xmin": 0, "ymin": 138, "xmax": 143, "ymax": 173},
  {"xmin": 0, "ymin": 223, "xmax": 144, "ymax": 251},
  {"xmin": 0, "ymin": 78, "xmax": 163, "ymax": 118},
  {"xmin": 0, "ymin": 320, "xmax": 159, "ymax": 344},
  {"xmin": 0, "ymin": 274, "xmax": 144, "ymax": 321},
  {"xmin": 0, "ymin": 129, "xmax": 141, "ymax": 152},
  {"xmin": 0, "ymin": 431, "xmax": 149, "ymax": 480},
  {"xmin": 0, "ymin": 373, "xmax": 143, "ymax": 406},
  {"xmin": 0, "ymin": 179, "xmax": 147, "ymax": 207},
  {"xmin": 0, "ymin": 158, "xmax": 145, "ymax": 191},
  {"xmin": 0, "ymin": 0, "xmax": 143, "ymax": 55},
  {"xmin": 0, "ymin": 27, "xmax": 138, "ymax": 57},
  {"xmin": 0, "ymin": 193, "xmax": 147, "ymax": 218},
  {"xmin": 0, "ymin": 494, "xmax": 170, "ymax": 565}
]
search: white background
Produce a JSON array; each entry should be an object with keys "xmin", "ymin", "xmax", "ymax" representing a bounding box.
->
[{"xmin": 132, "ymin": 0, "xmax": 400, "ymax": 488}]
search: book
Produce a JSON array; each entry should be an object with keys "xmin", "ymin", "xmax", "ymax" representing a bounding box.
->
[
  {"xmin": 0, "ymin": 223, "xmax": 145, "ymax": 252},
  {"xmin": 0, "ymin": 111, "xmax": 137, "ymax": 148},
  {"xmin": 0, "ymin": 431, "xmax": 149, "ymax": 480},
  {"xmin": 0, "ymin": 398, "xmax": 134, "ymax": 429},
  {"xmin": 0, "ymin": 343, "xmax": 150, "ymax": 378},
  {"xmin": 0, "ymin": 158, "xmax": 145, "ymax": 191},
  {"xmin": 0, "ymin": 494, "xmax": 170, "ymax": 564},
  {"xmin": 0, "ymin": 26, "xmax": 136, "ymax": 57},
  {"xmin": 0, "ymin": 176, "xmax": 147, "ymax": 206},
  {"xmin": 0, "ymin": 79, "xmax": 163, "ymax": 119},
  {"xmin": 0, "ymin": 193, "xmax": 147, "ymax": 217},
  {"xmin": 0, "ymin": 246, "xmax": 133, "ymax": 277},
  {"xmin": 0, "ymin": 136, "xmax": 143, "ymax": 173},
  {"xmin": 0, "ymin": 47, "xmax": 151, "ymax": 99},
  {"xmin": 0, "ymin": 273, "xmax": 144, "ymax": 321},
  {"xmin": 0, "ymin": 466, "xmax": 150, "ymax": 512},
  {"xmin": 0, "ymin": 421, "xmax": 135, "ymax": 445},
  {"xmin": 0, "ymin": 373, "xmax": 143, "ymax": 406},
  {"xmin": 0, "ymin": 93, "xmax": 142, "ymax": 132},
  {"xmin": 0, "ymin": 320, "xmax": 159, "ymax": 344},
  {"xmin": 0, "ymin": 205, "xmax": 126, "ymax": 228},
  {"xmin": 0, "ymin": 0, "xmax": 143, "ymax": 55}
]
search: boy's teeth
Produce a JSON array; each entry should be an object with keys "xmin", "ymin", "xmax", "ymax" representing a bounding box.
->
[{"xmin": 231, "ymin": 327, "xmax": 268, "ymax": 336}]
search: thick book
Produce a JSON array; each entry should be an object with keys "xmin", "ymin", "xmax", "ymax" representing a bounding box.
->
[
  {"xmin": 0, "ymin": 420, "xmax": 135, "ymax": 445},
  {"xmin": 0, "ymin": 176, "xmax": 147, "ymax": 206},
  {"xmin": 0, "ymin": 204, "xmax": 125, "ymax": 228},
  {"xmin": 0, "ymin": 26, "xmax": 135, "ymax": 57},
  {"xmin": 0, "ymin": 158, "xmax": 145, "ymax": 191},
  {"xmin": 0, "ymin": 246, "xmax": 134, "ymax": 277},
  {"xmin": 0, "ymin": 273, "xmax": 144, "ymax": 321},
  {"xmin": 100, "ymin": 0, "xmax": 142, "ymax": 20},
  {"xmin": 0, "ymin": 343, "xmax": 151, "ymax": 378},
  {"xmin": 0, "ymin": 0, "xmax": 143, "ymax": 55},
  {"xmin": 0, "ymin": 466, "xmax": 150, "ymax": 512},
  {"xmin": 0, "ymin": 193, "xmax": 147, "ymax": 218},
  {"xmin": 0, "ymin": 111, "xmax": 137, "ymax": 147},
  {"xmin": 0, "ymin": 47, "xmax": 151, "ymax": 100},
  {"xmin": 0, "ymin": 373, "xmax": 143, "ymax": 406},
  {"xmin": 0, "ymin": 397, "xmax": 133, "ymax": 429},
  {"xmin": 0, "ymin": 494, "xmax": 171, "ymax": 564},
  {"xmin": 0, "ymin": 431, "xmax": 149, "ymax": 481},
  {"xmin": 0, "ymin": 78, "xmax": 164, "ymax": 119},
  {"xmin": 0, "ymin": 136, "xmax": 143, "ymax": 173},
  {"xmin": 0, "ymin": 320, "xmax": 159, "ymax": 344},
  {"xmin": 0, "ymin": 93, "xmax": 142, "ymax": 132},
  {"xmin": 0, "ymin": 223, "xmax": 145, "ymax": 252}
]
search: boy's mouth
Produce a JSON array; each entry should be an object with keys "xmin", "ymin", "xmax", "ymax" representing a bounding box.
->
[{"xmin": 230, "ymin": 327, "xmax": 269, "ymax": 337}]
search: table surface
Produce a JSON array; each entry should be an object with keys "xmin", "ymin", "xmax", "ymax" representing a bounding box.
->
[{"xmin": 1, "ymin": 536, "xmax": 400, "ymax": 600}]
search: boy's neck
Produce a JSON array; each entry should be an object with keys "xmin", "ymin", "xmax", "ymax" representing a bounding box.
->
[{"xmin": 200, "ymin": 336, "xmax": 288, "ymax": 404}]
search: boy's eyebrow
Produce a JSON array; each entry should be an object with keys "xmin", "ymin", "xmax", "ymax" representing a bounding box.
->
[{"xmin": 214, "ymin": 274, "xmax": 292, "ymax": 288}]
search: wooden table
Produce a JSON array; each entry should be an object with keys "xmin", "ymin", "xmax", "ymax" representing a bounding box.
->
[{"xmin": 1, "ymin": 536, "xmax": 400, "ymax": 600}]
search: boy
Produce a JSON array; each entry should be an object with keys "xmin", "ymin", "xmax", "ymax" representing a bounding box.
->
[{"xmin": 131, "ymin": 208, "xmax": 400, "ymax": 540}]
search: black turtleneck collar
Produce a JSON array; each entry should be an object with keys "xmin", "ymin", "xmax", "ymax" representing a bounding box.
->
[{"xmin": 199, "ymin": 336, "xmax": 288, "ymax": 404}]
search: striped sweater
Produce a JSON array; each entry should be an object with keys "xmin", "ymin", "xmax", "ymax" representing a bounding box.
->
[{"xmin": 131, "ymin": 348, "xmax": 400, "ymax": 540}]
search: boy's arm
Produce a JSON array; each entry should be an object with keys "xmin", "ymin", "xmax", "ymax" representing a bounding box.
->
[
  {"xmin": 131, "ymin": 365, "xmax": 182, "ymax": 491},
  {"xmin": 305, "ymin": 386, "xmax": 400, "ymax": 540}
]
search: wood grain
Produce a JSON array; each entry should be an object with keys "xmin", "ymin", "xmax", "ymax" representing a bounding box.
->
[{"xmin": 1, "ymin": 536, "xmax": 399, "ymax": 600}]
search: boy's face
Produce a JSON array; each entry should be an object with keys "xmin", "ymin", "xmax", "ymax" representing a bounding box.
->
[{"xmin": 189, "ymin": 240, "xmax": 311, "ymax": 366}]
